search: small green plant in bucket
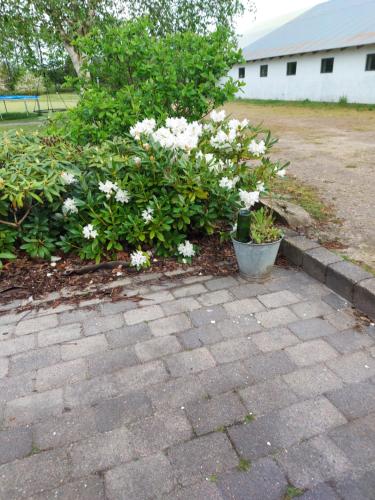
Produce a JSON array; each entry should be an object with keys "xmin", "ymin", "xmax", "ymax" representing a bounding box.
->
[{"xmin": 250, "ymin": 208, "xmax": 283, "ymax": 244}]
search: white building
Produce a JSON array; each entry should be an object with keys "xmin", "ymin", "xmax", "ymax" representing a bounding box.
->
[{"xmin": 230, "ymin": 0, "xmax": 375, "ymax": 103}]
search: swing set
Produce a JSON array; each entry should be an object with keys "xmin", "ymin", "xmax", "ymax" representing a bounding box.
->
[{"xmin": 0, "ymin": 87, "xmax": 69, "ymax": 119}]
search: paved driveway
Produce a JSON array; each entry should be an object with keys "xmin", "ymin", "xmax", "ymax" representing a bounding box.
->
[{"xmin": 1, "ymin": 268, "xmax": 375, "ymax": 499}]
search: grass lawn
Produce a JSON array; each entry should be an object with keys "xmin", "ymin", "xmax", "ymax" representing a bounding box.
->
[
  {"xmin": 0, "ymin": 93, "xmax": 78, "ymax": 121},
  {"xmin": 235, "ymin": 97, "xmax": 375, "ymax": 112}
]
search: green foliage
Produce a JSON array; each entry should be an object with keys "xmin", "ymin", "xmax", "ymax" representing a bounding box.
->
[
  {"xmin": 284, "ymin": 486, "xmax": 305, "ymax": 499},
  {"xmin": 250, "ymin": 208, "xmax": 283, "ymax": 244},
  {"xmin": 237, "ymin": 458, "xmax": 251, "ymax": 472}
]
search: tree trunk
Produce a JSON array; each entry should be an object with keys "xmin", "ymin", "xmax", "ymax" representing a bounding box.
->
[{"xmin": 63, "ymin": 41, "xmax": 84, "ymax": 77}]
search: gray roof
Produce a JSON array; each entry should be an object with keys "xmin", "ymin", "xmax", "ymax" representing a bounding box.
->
[{"xmin": 243, "ymin": 0, "xmax": 375, "ymax": 61}]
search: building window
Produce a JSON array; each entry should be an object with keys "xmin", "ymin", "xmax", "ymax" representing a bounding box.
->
[
  {"xmin": 260, "ymin": 64, "xmax": 268, "ymax": 77},
  {"xmin": 365, "ymin": 54, "xmax": 375, "ymax": 71},
  {"xmin": 238, "ymin": 67, "xmax": 245, "ymax": 79},
  {"xmin": 321, "ymin": 57, "xmax": 334, "ymax": 73},
  {"xmin": 287, "ymin": 62, "xmax": 297, "ymax": 75}
]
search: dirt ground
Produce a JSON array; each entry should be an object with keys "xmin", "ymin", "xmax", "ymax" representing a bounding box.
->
[{"xmin": 225, "ymin": 101, "xmax": 375, "ymax": 271}]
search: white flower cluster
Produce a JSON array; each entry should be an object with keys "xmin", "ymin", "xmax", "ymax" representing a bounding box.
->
[
  {"xmin": 219, "ymin": 176, "xmax": 239, "ymax": 190},
  {"xmin": 209, "ymin": 111, "xmax": 249, "ymax": 151},
  {"xmin": 82, "ymin": 224, "xmax": 98, "ymax": 239},
  {"xmin": 142, "ymin": 207, "xmax": 154, "ymax": 223},
  {"xmin": 177, "ymin": 240, "xmax": 195, "ymax": 258},
  {"xmin": 239, "ymin": 189, "xmax": 260, "ymax": 209},
  {"xmin": 98, "ymin": 180, "xmax": 129, "ymax": 203},
  {"xmin": 130, "ymin": 250, "xmax": 148, "ymax": 268},
  {"xmin": 248, "ymin": 140, "xmax": 266, "ymax": 157},
  {"xmin": 61, "ymin": 172, "xmax": 77, "ymax": 185},
  {"xmin": 130, "ymin": 118, "xmax": 156, "ymax": 140},
  {"xmin": 210, "ymin": 110, "xmax": 226, "ymax": 123},
  {"xmin": 276, "ymin": 168, "xmax": 286, "ymax": 177},
  {"xmin": 62, "ymin": 198, "xmax": 78, "ymax": 215}
]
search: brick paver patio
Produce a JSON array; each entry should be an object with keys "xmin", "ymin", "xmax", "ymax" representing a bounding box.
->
[{"xmin": 1, "ymin": 267, "xmax": 375, "ymax": 499}]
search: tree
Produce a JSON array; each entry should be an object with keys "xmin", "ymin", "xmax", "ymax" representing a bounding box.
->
[{"xmin": 0, "ymin": 0, "xmax": 254, "ymax": 77}]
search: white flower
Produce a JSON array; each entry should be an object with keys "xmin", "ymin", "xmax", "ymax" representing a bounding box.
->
[
  {"xmin": 240, "ymin": 118, "xmax": 249, "ymax": 128},
  {"xmin": 178, "ymin": 240, "xmax": 195, "ymax": 258},
  {"xmin": 99, "ymin": 180, "xmax": 117, "ymax": 198},
  {"xmin": 239, "ymin": 189, "xmax": 260, "ymax": 208},
  {"xmin": 219, "ymin": 176, "xmax": 239, "ymax": 190},
  {"xmin": 130, "ymin": 118, "xmax": 156, "ymax": 140},
  {"xmin": 256, "ymin": 181, "xmax": 266, "ymax": 192},
  {"xmin": 142, "ymin": 207, "xmax": 154, "ymax": 223},
  {"xmin": 133, "ymin": 156, "xmax": 141, "ymax": 166},
  {"xmin": 130, "ymin": 250, "xmax": 148, "ymax": 268},
  {"xmin": 248, "ymin": 140, "xmax": 266, "ymax": 157},
  {"xmin": 115, "ymin": 188, "xmax": 130, "ymax": 204},
  {"xmin": 151, "ymin": 119, "xmax": 202, "ymax": 152},
  {"xmin": 82, "ymin": 224, "xmax": 98, "ymax": 239},
  {"xmin": 50, "ymin": 256, "xmax": 61, "ymax": 263},
  {"xmin": 210, "ymin": 110, "xmax": 226, "ymax": 122},
  {"xmin": 165, "ymin": 117, "xmax": 188, "ymax": 133},
  {"xmin": 61, "ymin": 172, "xmax": 76, "ymax": 185},
  {"xmin": 204, "ymin": 153, "xmax": 215, "ymax": 164},
  {"xmin": 228, "ymin": 119, "xmax": 240, "ymax": 130},
  {"xmin": 62, "ymin": 198, "xmax": 78, "ymax": 215},
  {"xmin": 203, "ymin": 123, "xmax": 214, "ymax": 132},
  {"xmin": 277, "ymin": 168, "xmax": 286, "ymax": 177}
]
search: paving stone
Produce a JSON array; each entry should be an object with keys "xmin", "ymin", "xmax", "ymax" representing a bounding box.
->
[
  {"xmin": 0, "ymin": 449, "xmax": 71, "ymax": 499},
  {"xmin": 129, "ymin": 409, "xmax": 193, "ymax": 455},
  {"xmin": 61, "ymin": 334, "xmax": 108, "ymax": 361},
  {"xmin": 0, "ymin": 357, "xmax": 8, "ymax": 378},
  {"xmin": 325, "ymin": 328, "xmax": 374, "ymax": 354},
  {"xmin": 165, "ymin": 347, "xmax": 216, "ymax": 376},
  {"xmin": 64, "ymin": 374, "xmax": 119, "ymax": 409},
  {"xmin": 124, "ymin": 305, "xmax": 164, "ymax": 325},
  {"xmin": 280, "ymin": 235, "xmax": 320, "ymax": 266},
  {"xmin": 325, "ymin": 380, "xmax": 375, "ymax": 419},
  {"xmin": 135, "ymin": 335, "xmax": 181, "ymax": 361},
  {"xmin": 9, "ymin": 345, "xmax": 61, "ymax": 376},
  {"xmin": 327, "ymin": 261, "xmax": 373, "ymax": 302},
  {"xmin": 138, "ymin": 290, "xmax": 174, "ymax": 307},
  {"xmin": 252, "ymin": 327, "xmax": 299, "ymax": 352},
  {"xmin": 217, "ymin": 316, "xmax": 263, "ymax": 338},
  {"xmin": 190, "ymin": 305, "xmax": 228, "ymax": 326},
  {"xmin": 5, "ymin": 388, "xmax": 63, "ymax": 427},
  {"xmin": 114, "ymin": 360, "xmax": 169, "ymax": 392},
  {"xmin": 283, "ymin": 365, "xmax": 343, "ymax": 398},
  {"xmin": 164, "ymin": 480, "xmax": 222, "ymax": 500},
  {"xmin": 14, "ymin": 314, "xmax": 59, "ymax": 336},
  {"xmin": 258, "ymin": 290, "xmax": 301, "ymax": 309},
  {"xmin": 230, "ymin": 282, "xmax": 269, "ymax": 299},
  {"xmin": 323, "ymin": 292, "xmax": 350, "ymax": 311},
  {"xmin": 326, "ymin": 351, "xmax": 375, "ymax": 383},
  {"xmin": 223, "ymin": 298, "xmax": 265, "ymax": 317},
  {"xmin": 198, "ymin": 361, "xmax": 253, "ymax": 396},
  {"xmin": 1, "ymin": 335, "xmax": 35, "ymax": 357},
  {"xmin": 100, "ymin": 299, "xmax": 139, "ymax": 315},
  {"xmin": 35, "ymin": 358, "xmax": 87, "ymax": 391},
  {"xmin": 205, "ymin": 276, "xmax": 238, "ymax": 291},
  {"xmin": 354, "ymin": 277, "xmax": 375, "ymax": 321},
  {"xmin": 255, "ymin": 306, "xmax": 298, "ymax": 328},
  {"xmin": 173, "ymin": 283, "xmax": 207, "ymax": 298},
  {"xmin": 335, "ymin": 471, "xmax": 375, "ymax": 500},
  {"xmin": 162, "ymin": 297, "xmax": 201, "ymax": 315},
  {"xmin": 29, "ymin": 476, "xmax": 106, "ymax": 500},
  {"xmin": 277, "ymin": 435, "xmax": 351, "ymax": 489},
  {"xmin": 198, "ymin": 289, "xmax": 234, "ymax": 307},
  {"xmin": 0, "ymin": 372, "xmax": 35, "ymax": 403},
  {"xmin": 228, "ymin": 397, "xmax": 346, "ymax": 460},
  {"xmin": 0, "ymin": 323, "xmax": 14, "ymax": 341},
  {"xmin": 105, "ymin": 453, "xmax": 175, "ymax": 500},
  {"xmin": 167, "ymin": 432, "xmax": 238, "ymax": 486},
  {"xmin": 147, "ymin": 375, "xmax": 207, "ymax": 410},
  {"xmin": 210, "ymin": 337, "xmax": 260, "ymax": 363},
  {"xmin": 239, "ymin": 377, "xmax": 299, "ymax": 416},
  {"xmin": 300, "ymin": 483, "xmax": 341, "ymax": 500},
  {"xmin": 0, "ymin": 311, "xmax": 25, "ymax": 325},
  {"xmin": 178, "ymin": 324, "xmax": 224, "ymax": 349},
  {"xmin": 302, "ymin": 246, "xmax": 342, "ymax": 283},
  {"xmin": 33, "ymin": 407, "xmax": 97, "ymax": 449},
  {"xmin": 217, "ymin": 457, "xmax": 288, "ymax": 500},
  {"xmin": 37, "ymin": 323, "xmax": 82, "ymax": 347},
  {"xmin": 242, "ymin": 350, "xmax": 297, "ymax": 382},
  {"xmin": 149, "ymin": 313, "xmax": 191, "ymax": 336},
  {"xmin": 0, "ymin": 427, "xmax": 32, "ymax": 465},
  {"xmin": 106, "ymin": 323, "xmax": 152, "ymax": 347},
  {"xmin": 83, "ymin": 313, "xmax": 124, "ymax": 336},
  {"xmin": 291, "ymin": 300, "xmax": 335, "ymax": 319},
  {"xmin": 185, "ymin": 392, "xmax": 247, "ymax": 435},
  {"xmin": 324, "ymin": 310, "xmax": 358, "ymax": 331},
  {"xmin": 94, "ymin": 391, "xmax": 153, "ymax": 432},
  {"xmin": 288, "ymin": 317, "xmax": 337, "ymax": 340},
  {"xmin": 59, "ymin": 308, "xmax": 97, "ymax": 325},
  {"xmin": 286, "ymin": 339, "xmax": 339, "ymax": 367},
  {"xmin": 87, "ymin": 346, "xmax": 138, "ymax": 377},
  {"xmin": 70, "ymin": 427, "xmax": 135, "ymax": 477}
]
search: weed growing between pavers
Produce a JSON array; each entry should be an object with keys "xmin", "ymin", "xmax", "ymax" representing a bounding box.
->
[
  {"xmin": 283, "ymin": 485, "xmax": 305, "ymax": 499},
  {"xmin": 237, "ymin": 458, "xmax": 251, "ymax": 472}
]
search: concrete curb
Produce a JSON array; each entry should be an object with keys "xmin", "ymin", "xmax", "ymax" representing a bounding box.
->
[{"xmin": 280, "ymin": 233, "xmax": 375, "ymax": 321}]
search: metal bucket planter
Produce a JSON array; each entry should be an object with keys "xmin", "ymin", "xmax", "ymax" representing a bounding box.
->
[{"xmin": 231, "ymin": 233, "xmax": 283, "ymax": 281}]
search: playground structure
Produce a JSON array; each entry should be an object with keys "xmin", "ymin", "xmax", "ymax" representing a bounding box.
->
[{"xmin": 0, "ymin": 92, "xmax": 71, "ymax": 119}]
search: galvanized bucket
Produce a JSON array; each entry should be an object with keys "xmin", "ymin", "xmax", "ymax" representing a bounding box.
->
[{"xmin": 231, "ymin": 233, "xmax": 283, "ymax": 281}]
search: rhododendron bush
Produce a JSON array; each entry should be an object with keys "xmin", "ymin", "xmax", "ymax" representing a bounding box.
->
[{"xmin": 0, "ymin": 111, "xmax": 287, "ymax": 265}]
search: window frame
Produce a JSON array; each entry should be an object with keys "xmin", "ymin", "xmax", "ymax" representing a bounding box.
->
[
  {"xmin": 286, "ymin": 61, "xmax": 297, "ymax": 76},
  {"xmin": 238, "ymin": 67, "xmax": 246, "ymax": 79},
  {"xmin": 321, "ymin": 57, "xmax": 334, "ymax": 74},
  {"xmin": 365, "ymin": 54, "xmax": 375, "ymax": 71},
  {"xmin": 260, "ymin": 64, "xmax": 268, "ymax": 77}
]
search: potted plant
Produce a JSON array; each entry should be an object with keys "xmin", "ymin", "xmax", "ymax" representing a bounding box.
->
[{"xmin": 231, "ymin": 207, "xmax": 283, "ymax": 281}]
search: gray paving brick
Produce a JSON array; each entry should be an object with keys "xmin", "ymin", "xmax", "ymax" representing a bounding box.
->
[
  {"xmin": 217, "ymin": 457, "xmax": 288, "ymax": 500},
  {"xmin": 286, "ymin": 339, "xmax": 339, "ymax": 367},
  {"xmin": 115, "ymin": 360, "xmax": 169, "ymax": 392},
  {"xmin": 173, "ymin": 283, "xmax": 207, "ymax": 298},
  {"xmin": 190, "ymin": 305, "xmax": 228, "ymax": 326},
  {"xmin": 280, "ymin": 235, "xmax": 320, "ymax": 266},
  {"xmin": 83, "ymin": 313, "xmax": 124, "ymax": 336},
  {"xmin": 165, "ymin": 347, "xmax": 216, "ymax": 376},
  {"xmin": 37, "ymin": 323, "xmax": 82, "ymax": 347},
  {"xmin": 277, "ymin": 435, "xmax": 352, "ymax": 489},
  {"xmin": 100, "ymin": 299, "xmax": 139, "ymax": 315},
  {"xmin": 105, "ymin": 453, "xmax": 175, "ymax": 500},
  {"xmin": 0, "ymin": 427, "xmax": 32, "ymax": 465},
  {"xmin": 0, "ymin": 449, "xmax": 71, "ymax": 499},
  {"xmin": 300, "ymin": 483, "xmax": 341, "ymax": 500},
  {"xmin": 242, "ymin": 350, "xmax": 297, "ymax": 382},
  {"xmin": 149, "ymin": 313, "xmax": 191, "ymax": 336},
  {"xmin": 326, "ymin": 380, "xmax": 375, "ymax": 419},
  {"xmin": 327, "ymin": 351, "xmax": 375, "ymax": 383},
  {"xmin": 255, "ymin": 306, "xmax": 298, "ymax": 328},
  {"xmin": 288, "ymin": 317, "xmax": 338, "ymax": 340},
  {"xmin": 10, "ymin": 345, "xmax": 61, "ymax": 376},
  {"xmin": 228, "ymin": 397, "xmax": 346, "ymax": 459},
  {"xmin": 59, "ymin": 307, "xmax": 97, "ymax": 325},
  {"xmin": 0, "ymin": 357, "xmax": 8, "ymax": 378},
  {"xmin": 64, "ymin": 374, "xmax": 119, "ymax": 409},
  {"xmin": 198, "ymin": 289, "xmax": 233, "ymax": 307},
  {"xmin": 106, "ymin": 323, "xmax": 152, "ymax": 347},
  {"xmin": 323, "ymin": 292, "xmax": 350, "ymax": 311},
  {"xmin": 61, "ymin": 334, "xmax": 108, "ymax": 361},
  {"xmin": 0, "ymin": 323, "xmax": 14, "ymax": 341},
  {"xmin": 124, "ymin": 304, "xmax": 164, "ymax": 325},
  {"xmin": 327, "ymin": 261, "xmax": 372, "ymax": 301},
  {"xmin": 291, "ymin": 300, "xmax": 335, "ymax": 319},
  {"xmin": 258, "ymin": 290, "xmax": 301, "ymax": 309},
  {"xmin": 0, "ymin": 372, "xmax": 35, "ymax": 403},
  {"xmin": 198, "ymin": 361, "xmax": 253, "ymax": 396},
  {"xmin": 205, "ymin": 276, "xmax": 238, "ymax": 291},
  {"xmin": 35, "ymin": 358, "xmax": 87, "ymax": 391},
  {"xmin": 302, "ymin": 246, "xmax": 342, "ymax": 283},
  {"xmin": 325, "ymin": 328, "xmax": 374, "ymax": 354},
  {"xmin": 70, "ymin": 427, "xmax": 135, "ymax": 477},
  {"xmin": 94, "ymin": 391, "xmax": 153, "ymax": 432},
  {"xmin": 210, "ymin": 337, "xmax": 260, "ymax": 363},
  {"xmin": 223, "ymin": 298, "xmax": 265, "ymax": 316},
  {"xmin": 29, "ymin": 476, "xmax": 106, "ymax": 500},
  {"xmin": 178, "ymin": 325, "xmax": 224, "ymax": 349},
  {"xmin": 135, "ymin": 335, "xmax": 181, "ymax": 361},
  {"xmin": 239, "ymin": 377, "xmax": 299, "ymax": 416},
  {"xmin": 87, "ymin": 346, "xmax": 138, "ymax": 377},
  {"xmin": 324, "ymin": 310, "xmax": 358, "ymax": 331},
  {"xmin": 146, "ymin": 375, "xmax": 207, "ymax": 410},
  {"xmin": 164, "ymin": 481, "xmax": 222, "ymax": 500},
  {"xmin": 283, "ymin": 365, "xmax": 343, "ymax": 398},
  {"xmin": 217, "ymin": 316, "xmax": 263, "ymax": 338},
  {"xmin": 354, "ymin": 277, "xmax": 375, "ymax": 321},
  {"xmin": 230, "ymin": 282, "xmax": 268, "ymax": 299},
  {"xmin": 5, "ymin": 388, "xmax": 63, "ymax": 427},
  {"xmin": 186, "ymin": 392, "xmax": 247, "ymax": 435},
  {"xmin": 167, "ymin": 432, "xmax": 238, "ymax": 486},
  {"xmin": 15, "ymin": 314, "xmax": 59, "ymax": 336},
  {"xmin": 162, "ymin": 297, "xmax": 201, "ymax": 315},
  {"xmin": 335, "ymin": 471, "xmax": 375, "ymax": 500},
  {"xmin": 252, "ymin": 327, "xmax": 299, "ymax": 352},
  {"xmin": 33, "ymin": 407, "xmax": 97, "ymax": 449},
  {"xmin": 1, "ymin": 335, "xmax": 35, "ymax": 357}
]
